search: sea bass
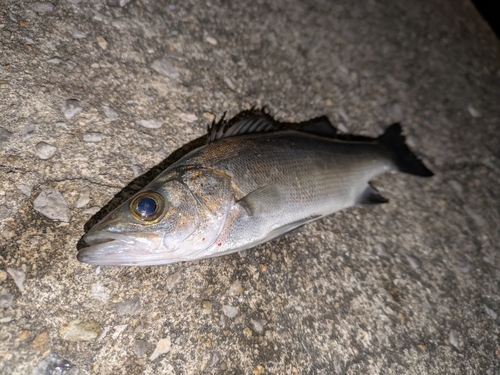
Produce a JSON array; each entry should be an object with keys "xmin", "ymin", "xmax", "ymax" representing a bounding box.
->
[{"xmin": 78, "ymin": 110, "xmax": 433, "ymax": 266}]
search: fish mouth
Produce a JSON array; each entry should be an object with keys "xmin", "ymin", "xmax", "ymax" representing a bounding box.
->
[{"xmin": 78, "ymin": 231, "xmax": 169, "ymax": 266}]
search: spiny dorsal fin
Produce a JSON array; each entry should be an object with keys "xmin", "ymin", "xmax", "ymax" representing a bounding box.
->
[
  {"xmin": 207, "ymin": 108, "xmax": 278, "ymax": 144},
  {"xmin": 206, "ymin": 108, "xmax": 339, "ymax": 144}
]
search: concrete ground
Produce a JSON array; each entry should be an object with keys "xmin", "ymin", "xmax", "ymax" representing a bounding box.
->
[{"xmin": 1, "ymin": 0, "xmax": 499, "ymax": 374}]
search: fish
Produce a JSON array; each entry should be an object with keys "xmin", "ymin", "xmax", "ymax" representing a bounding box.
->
[{"xmin": 77, "ymin": 109, "xmax": 433, "ymax": 266}]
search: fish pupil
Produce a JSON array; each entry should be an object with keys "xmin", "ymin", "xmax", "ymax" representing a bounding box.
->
[{"xmin": 136, "ymin": 197, "xmax": 157, "ymax": 217}]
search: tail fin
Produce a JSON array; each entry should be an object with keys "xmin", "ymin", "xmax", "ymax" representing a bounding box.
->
[{"xmin": 378, "ymin": 124, "xmax": 434, "ymax": 177}]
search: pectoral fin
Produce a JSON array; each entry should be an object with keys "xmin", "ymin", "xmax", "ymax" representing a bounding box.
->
[
  {"xmin": 237, "ymin": 185, "xmax": 284, "ymax": 216},
  {"xmin": 356, "ymin": 184, "xmax": 389, "ymax": 206}
]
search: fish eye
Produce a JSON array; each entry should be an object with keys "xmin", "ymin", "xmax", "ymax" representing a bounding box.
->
[{"xmin": 130, "ymin": 191, "xmax": 167, "ymax": 223}]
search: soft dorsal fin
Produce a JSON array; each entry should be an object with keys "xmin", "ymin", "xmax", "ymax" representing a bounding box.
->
[{"xmin": 207, "ymin": 109, "xmax": 338, "ymax": 143}]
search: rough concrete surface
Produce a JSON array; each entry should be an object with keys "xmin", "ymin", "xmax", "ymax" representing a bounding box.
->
[{"xmin": 0, "ymin": 0, "xmax": 499, "ymax": 374}]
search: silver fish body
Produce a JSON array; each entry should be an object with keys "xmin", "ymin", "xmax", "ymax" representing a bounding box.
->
[{"xmin": 78, "ymin": 111, "xmax": 432, "ymax": 266}]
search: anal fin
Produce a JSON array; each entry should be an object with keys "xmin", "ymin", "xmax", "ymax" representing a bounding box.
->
[{"xmin": 356, "ymin": 184, "xmax": 389, "ymax": 206}]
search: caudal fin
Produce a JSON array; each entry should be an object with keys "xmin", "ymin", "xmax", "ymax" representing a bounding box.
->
[{"xmin": 378, "ymin": 124, "xmax": 434, "ymax": 177}]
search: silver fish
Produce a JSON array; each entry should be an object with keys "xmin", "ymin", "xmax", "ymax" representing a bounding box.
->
[{"xmin": 78, "ymin": 110, "xmax": 432, "ymax": 266}]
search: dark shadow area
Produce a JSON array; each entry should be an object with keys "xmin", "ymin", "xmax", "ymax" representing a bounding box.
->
[{"xmin": 471, "ymin": 0, "xmax": 500, "ymax": 38}]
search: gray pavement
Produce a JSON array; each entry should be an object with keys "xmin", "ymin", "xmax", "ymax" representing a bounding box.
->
[{"xmin": 0, "ymin": 0, "xmax": 499, "ymax": 374}]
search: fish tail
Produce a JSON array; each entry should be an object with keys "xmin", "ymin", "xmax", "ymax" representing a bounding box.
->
[{"xmin": 378, "ymin": 124, "xmax": 434, "ymax": 177}]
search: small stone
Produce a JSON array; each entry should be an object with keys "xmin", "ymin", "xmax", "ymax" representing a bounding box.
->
[
  {"xmin": 35, "ymin": 142, "xmax": 57, "ymax": 159},
  {"xmin": 166, "ymin": 272, "xmax": 181, "ymax": 291},
  {"xmin": 67, "ymin": 0, "xmax": 83, "ymax": 4},
  {"xmin": 82, "ymin": 207, "xmax": 100, "ymax": 215},
  {"xmin": 404, "ymin": 254, "xmax": 421, "ymax": 270},
  {"xmin": 116, "ymin": 297, "xmax": 141, "ymax": 316},
  {"xmin": 259, "ymin": 264, "xmax": 267, "ymax": 272},
  {"xmin": 467, "ymin": 105, "xmax": 480, "ymax": 118},
  {"xmin": 228, "ymin": 280, "xmax": 243, "ymax": 296},
  {"xmin": 29, "ymin": 2, "xmax": 55, "ymax": 13},
  {"xmin": 102, "ymin": 105, "xmax": 118, "ymax": 119},
  {"xmin": 73, "ymin": 31, "xmax": 86, "ymax": 39},
  {"xmin": 0, "ymin": 270, "xmax": 7, "ymax": 282},
  {"xmin": 97, "ymin": 35, "xmax": 108, "ymax": 49},
  {"xmin": 253, "ymin": 364, "xmax": 265, "ymax": 375},
  {"xmin": 0, "ymin": 293, "xmax": 14, "ymax": 308},
  {"xmin": 375, "ymin": 243, "xmax": 390, "ymax": 257},
  {"xmin": 250, "ymin": 319, "xmax": 267, "ymax": 334},
  {"xmin": 30, "ymin": 330, "xmax": 49, "ymax": 352},
  {"xmin": 7, "ymin": 268, "xmax": 25, "ymax": 292},
  {"xmin": 201, "ymin": 300, "xmax": 212, "ymax": 314},
  {"xmin": 112, "ymin": 324, "xmax": 128, "ymax": 339},
  {"xmin": 33, "ymin": 186, "xmax": 71, "ymax": 222},
  {"xmin": 0, "ymin": 128, "xmax": 12, "ymax": 144},
  {"xmin": 464, "ymin": 205, "xmax": 486, "ymax": 227},
  {"xmin": 243, "ymin": 327, "xmax": 252, "ymax": 339},
  {"xmin": 151, "ymin": 58, "xmax": 180, "ymax": 79},
  {"xmin": 132, "ymin": 165, "xmax": 142, "ymax": 178},
  {"xmin": 18, "ymin": 330, "xmax": 30, "ymax": 340},
  {"xmin": 178, "ymin": 113, "xmax": 198, "ymax": 123},
  {"xmin": 2, "ymin": 230, "xmax": 15, "ymax": 240},
  {"xmin": 59, "ymin": 320, "xmax": 101, "ymax": 341},
  {"xmin": 32, "ymin": 354, "xmax": 73, "ymax": 375},
  {"xmin": 417, "ymin": 342, "xmax": 426, "ymax": 350},
  {"xmin": 205, "ymin": 36, "xmax": 218, "ymax": 45},
  {"xmin": 137, "ymin": 119, "xmax": 162, "ymax": 129},
  {"xmin": 17, "ymin": 184, "xmax": 32, "ymax": 196},
  {"xmin": 133, "ymin": 339, "xmax": 148, "ymax": 356},
  {"xmin": 203, "ymin": 112, "xmax": 215, "ymax": 122},
  {"xmin": 238, "ymin": 249, "xmax": 247, "ymax": 258},
  {"xmin": 484, "ymin": 305, "xmax": 498, "ymax": 320},
  {"xmin": 449, "ymin": 329, "xmax": 460, "ymax": 349},
  {"xmin": 75, "ymin": 187, "xmax": 90, "ymax": 208},
  {"xmin": 62, "ymin": 99, "xmax": 82, "ymax": 119},
  {"xmin": 83, "ymin": 132, "xmax": 103, "ymax": 142},
  {"xmin": 24, "ymin": 37, "xmax": 36, "ymax": 45},
  {"xmin": 149, "ymin": 337, "xmax": 171, "ymax": 361},
  {"xmin": 223, "ymin": 76, "xmax": 236, "ymax": 91},
  {"xmin": 222, "ymin": 305, "xmax": 238, "ymax": 318},
  {"xmin": 47, "ymin": 58, "xmax": 63, "ymax": 64}
]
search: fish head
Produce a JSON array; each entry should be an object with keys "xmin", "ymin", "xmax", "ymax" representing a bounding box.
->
[{"xmin": 78, "ymin": 168, "xmax": 232, "ymax": 266}]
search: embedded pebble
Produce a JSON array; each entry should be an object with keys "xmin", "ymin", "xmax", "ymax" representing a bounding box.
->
[
  {"xmin": 405, "ymin": 254, "xmax": 421, "ymax": 270},
  {"xmin": 116, "ymin": 297, "xmax": 141, "ymax": 316},
  {"xmin": 0, "ymin": 128, "xmax": 12, "ymax": 144},
  {"xmin": 375, "ymin": 243, "xmax": 390, "ymax": 257},
  {"xmin": 17, "ymin": 184, "xmax": 32, "ymax": 196},
  {"xmin": 137, "ymin": 119, "xmax": 162, "ymax": 129},
  {"xmin": 166, "ymin": 272, "xmax": 181, "ymax": 291},
  {"xmin": 82, "ymin": 206, "xmax": 100, "ymax": 215},
  {"xmin": 29, "ymin": 2, "xmax": 55, "ymax": 13},
  {"xmin": 35, "ymin": 142, "xmax": 57, "ymax": 159},
  {"xmin": 83, "ymin": 132, "xmax": 102, "ymax": 142},
  {"xmin": 202, "ymin": 300, "xmax": 212, "ymax": 314},
  {"xmin": 33, "ymin": 186, "xmax": 71, "ymax": 222},
  {"xmin": 7, "ymin": 268, "xmax": 25, "ymax": 292},
  {"xmin": 112, "ymin": 324, "xmax": 128, "ymax": 339},
  {"xmin": 250, "ymin": 319, "xmax": 267, "ymax": 334},
  {"xmin": 0, "ymin": 293, "xmax": 14, "ymax": 308},
  {"xmin": 150, "ymin": 58, "xmax": 180, "ymax": 79},
  {"xmin": 484, "ymin": 305, "xmax": 498, "ymax": 320},
  {"xmin": 448, "ymin": 180, "xmax": 463, "ymax": 196},
  {"xmin": 205, "ymin": 36, "xmax": 218, "ymax": 45},
  {"xmin": 90, "ymin": 281, "xmax": 109, "ymax": 300},
  {"xmin": 59, "ymin": 320, "xmax": 101, "ymax": 341},
  {"xmin": 0, "ymin": 270, "xmax": 7, "ymax": 282},
  {"xmin": 75, "ymin": 186, "xmax": 90, "ymax": 208},
  {"xmin": 253, "ymin": 364, "xmax": 265, "ymax": 375},
  {"xmin": 449, "ymin": 330, "xmax": 460, "ymax": 349},
  {"xmin": 222, "ymin": 305, "xmax": 239, "ymax": 318},
  {"xmin": 30, "ymin": 330, "xmax": 49, "ymax": 352},
  {"xmin": 467, "ymin": 105, "xmax": 480, "ymax": 118},
  {"xmin": 102, "ymin": 105, "xmax": 118, "ymax": 119},
  {"xmin": 178, "ymin": 113, "xmax": 198, "ymax": 123},
  {"xmin": 228, "ymin": 280, "xmax": 243, "ymax": 295},
  {"xmin": 97, "ymin": 35, "xmax": 108, "ymax": 49},
  {"xmin": 73, "ymin": 31, "xmax": 86, "ymax": 39},
  {"xmin": 132, "ymin": 165, "xmax": 142, "ymax": 178},
  {"xmin": 238, "ymin": 249, "xmax": 247, "ymax": 258},
  {"xmin": 223, "ymin": 76, "xmax": 236, "ymax": 91},
  {"xmin": 67, "ymin": 0, "xmax": 83, "ymax": 3},
  {"xmin": 243, "ymin": 327, "xmax": 252, "ymax": 338},
  {"xmin": 62, "ymin": 99, "xmax": 82, "ymax": 119},
  {"xmin": 47, "ymin": 58, "xmax": 63, "ymax": 65},
  {"xmin": 464, "ymin": 205, "xmax": 486, "ymax": 227},
  {"xmin": 133, "ymin": 339, "xmax": 149, "ymax": 356},
  {"xmin": 149, "ymin": 337, "xmax": 171, "ymax": 361}
]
